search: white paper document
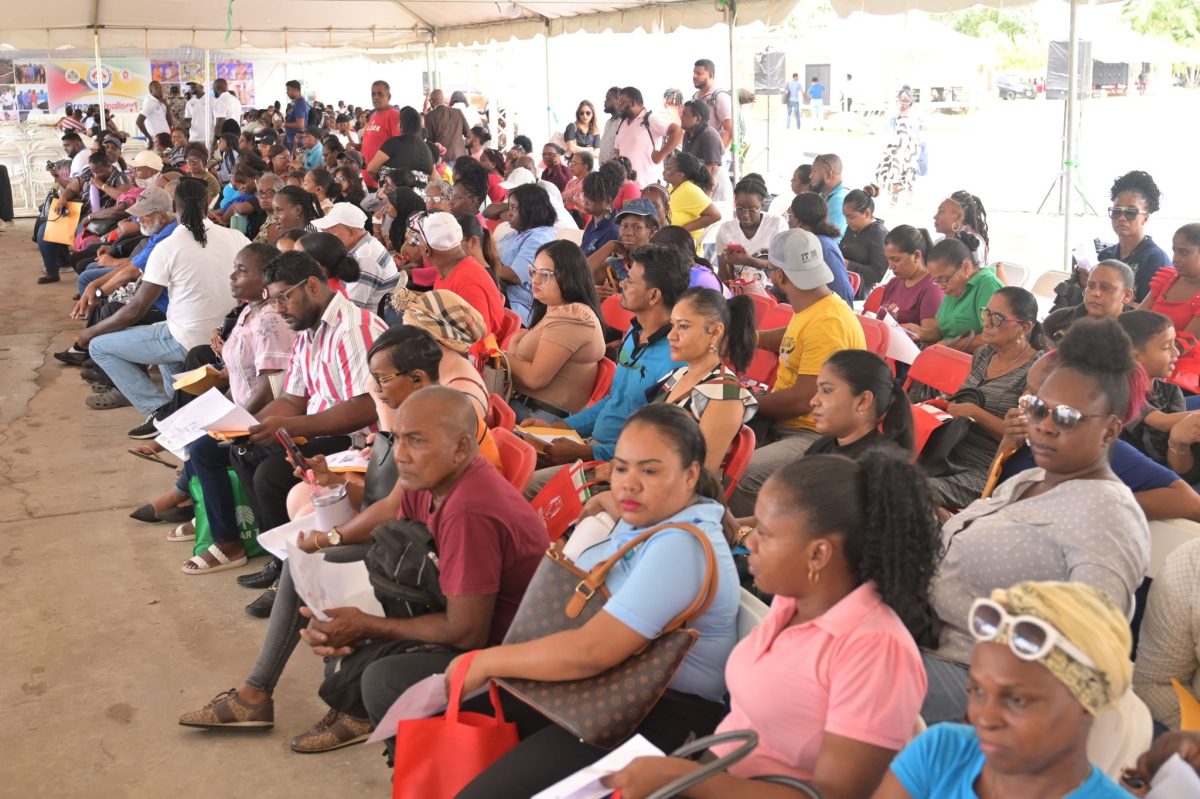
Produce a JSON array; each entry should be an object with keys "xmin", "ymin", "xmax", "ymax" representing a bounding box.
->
[
  {"xmin": 1147, "ymin": 753, "xmax": 1200, "ymax": 798},
  {"xmin": 325, "ymin": 449, "xmax": 371, "ymax": 472},
  {"xmin": 256, "ymin": 512, "xmax": 318, "ymax": 560},
  {"xmin": 285, "ymin": 539, "xmax": 383, "ymax": 622},
  {"xmin": 152, "ymin": 388, "xmax": 259, "ymax": 456},
  {"xmin": 876, "ymin": 310, "xmax": 923, "ymax": 365},
  {"xmin": 533, "ymin": 735, "xmax": 665, "ymax": 799},
  {"xmin": 366, "ymin": 673, "xmax": 450, "ymax": 744}
]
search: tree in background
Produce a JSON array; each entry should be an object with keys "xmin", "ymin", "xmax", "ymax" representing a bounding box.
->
[{"xmin": 1122, "ymin": 0, "xmax": 1199, "ymax": 47}]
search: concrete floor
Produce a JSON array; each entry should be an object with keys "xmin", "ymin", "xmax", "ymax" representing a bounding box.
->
[{"xmin": 0, "ymin": 219, "xmax": 384, "ymax": 797}]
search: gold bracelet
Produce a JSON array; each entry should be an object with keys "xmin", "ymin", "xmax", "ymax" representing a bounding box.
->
[{"xmin": 313, "ymin": 533, "xmax": 324, "ymax": 550}]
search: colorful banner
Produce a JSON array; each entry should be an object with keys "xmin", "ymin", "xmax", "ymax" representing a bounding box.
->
[
  {"xmin": 48, "ymin": 59, "xmax": 151, "ymax": 113},
  {"xmin": 152, "ymin": 58, "xmax": 254, "ymax": 107}
]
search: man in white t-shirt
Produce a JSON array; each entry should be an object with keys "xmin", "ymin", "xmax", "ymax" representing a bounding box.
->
[
  {"xmin": 612, "ymin": 86, "xmax": 682, "ymax": 189},
  {"xmin": 137, "ymin": 81, "xmax": 170, "ymax": 139},
  {"xmin": 184, "ymin": 82, "xmax": 212, "ymax": 144},
  {"xmin": 84, "ymin": 181, "xmax": 249, "ymax": 419},
  {"xmin": 309, "ymin": 203, "xmax": 399, "ymax": 312},
  {"xmin": 61, "ymin": 130, "xmax": 90, "ymax": 177},
  {"xmin": 212, "ymin": 79, "xmax": 243, "ymax": 146}
]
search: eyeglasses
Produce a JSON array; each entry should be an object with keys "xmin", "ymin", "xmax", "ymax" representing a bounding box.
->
[
  {"xmin": 530, "ymin": 267, "xmax": 557, "ymax": 283},
  {"xmin": 372, "ymin": 371, "xmax": 409, "ymax": 388},
  {"xmin": 930, "ymin": 264, "xmax": 963, "ymax": 287},
  {"xmin": 969, "ymin": 598, "xmax": 1096, "ymax": 668},
  {"xmin": 979, "ymin": 308, "xmax": 1018, "ymax": 327},
  {"xmin": 1109, "ymin": 206, "xmax": 1144, "ymax": 221},
  {"xmin": 262, "ymin": 280, "xmax": 307, "ymax": 307},
  {"xmin": 734, "ymin": 204, "xmax": 762, "ymax": 215},
  {"xmin": 1019, "ymin": 394, "xmax": 1110, "ymax": 431}
]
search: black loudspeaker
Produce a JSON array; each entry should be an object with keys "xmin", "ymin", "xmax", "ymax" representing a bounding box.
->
[{"xmin": 754, "ymin": 49, "xmax": 786, "ymax": 95}]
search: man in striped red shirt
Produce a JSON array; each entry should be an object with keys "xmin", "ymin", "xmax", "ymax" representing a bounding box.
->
[{"xmin": 186, "ymin": 252, "xmax": 385, "ymax": 595}]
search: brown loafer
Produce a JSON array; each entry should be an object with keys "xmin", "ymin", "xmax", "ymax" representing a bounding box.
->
[
  {"xmin": 179, "ymin": 688, "xmax": 274, "ymax": 729},
  {"xmin": 289, "ymin": 708, "xmax": 373, "ymax": 753}
]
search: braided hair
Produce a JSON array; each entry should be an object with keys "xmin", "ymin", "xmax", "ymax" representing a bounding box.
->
[
  {"xmin": 175, "ymin": 177, "xmax": 209, "ymax": 247},
  {"xmin": 583, "ymin": 160, "xmax": 623, "ymax": 205},
  {"xmin": 275, "ymin": 185, "xmax": 323, "ymax": 224},
  {"xmin": 950, "ymin": 190, "xmax": 989, "ymax": 246}
]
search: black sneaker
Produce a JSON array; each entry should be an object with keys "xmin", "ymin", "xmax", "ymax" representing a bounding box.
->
[
  {"xmin": 80, "ymin": 365, "xmax": 109, "ymax": 384},
  {"xmin": 237, "ymin": 558, "xmax": 281, "ymax": 589},
  {"xmin": 245, "ymin": 582, "xmax": 278, "ymax": 618},
  {"xmin": 54, "ymin": 347, "xmax": 89, "ymax": 367},
  {"xmin": 127, "ymin": 416, "xmax": 159, "ymax": 440}
]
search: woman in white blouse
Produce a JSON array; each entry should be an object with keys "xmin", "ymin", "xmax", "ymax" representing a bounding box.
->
[{"xmin": 714, "ymin": 174, "xmax": 788, "ymax": 297}]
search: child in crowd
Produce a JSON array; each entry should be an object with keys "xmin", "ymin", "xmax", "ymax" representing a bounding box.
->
[{"xmin": 1118, "ymin": 310, "xmax": 1185, "ymax": 465}]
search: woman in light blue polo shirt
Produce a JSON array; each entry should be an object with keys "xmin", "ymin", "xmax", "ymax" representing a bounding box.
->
[{"xmin": 448, "ymin": 404, "xmax": 740, "ymax": 798}]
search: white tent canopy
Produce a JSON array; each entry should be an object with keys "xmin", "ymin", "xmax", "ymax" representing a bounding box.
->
[{"xmin": 1, "ymin": 0, "xmax": 795, "ymax": 52}]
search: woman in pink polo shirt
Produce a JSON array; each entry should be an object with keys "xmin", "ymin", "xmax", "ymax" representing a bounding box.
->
[{"xmin": 606, "ymin": 448, "xmax": 940, "ymax": 798}]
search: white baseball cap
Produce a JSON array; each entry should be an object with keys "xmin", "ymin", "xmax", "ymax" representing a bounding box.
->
[
  {"xmin": 129, "ymin": 149, "xmax": 164, "ymax": 171},
  {"xmin": 768, "ymin": 229, "xmax": 834, "ymax": 290},
  {"xmin": 310, "ymin": 202, "xmax": 368, "ymax": 231},
  {"xmin": 420, "ymin": 212, "xmax": 464, "ymax": 250},
  {"xmin": 499, "ymin": 166, "xmax": 536, "ymax": 190}
]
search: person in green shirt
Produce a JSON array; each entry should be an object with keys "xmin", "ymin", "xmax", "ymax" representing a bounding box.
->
[{"xmin": 921, "ymin": 238, "xmax": 1002, "ymax": 353}]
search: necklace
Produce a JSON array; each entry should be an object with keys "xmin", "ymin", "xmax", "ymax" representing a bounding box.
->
[{"xmin": 989, "ymin": 343, "xmax": 1032, "ymax": 377}]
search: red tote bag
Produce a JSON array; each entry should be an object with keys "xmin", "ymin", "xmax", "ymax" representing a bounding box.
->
[
  {"xmin": 529, "ymin": 460, "xmax": 604, "ymax": 541},
  {"xmin": 391, "ymin": 650, "xmax": 518, "ymax": 799}
]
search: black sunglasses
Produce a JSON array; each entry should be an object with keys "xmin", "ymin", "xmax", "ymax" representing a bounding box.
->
[
  {"xmin": 1108, "ymin": 206, "xmax": 1144, "ymax": 221},
  {"xmin": 1020, "ymin": 394, "xmax": 1110, "ymax": 431}
]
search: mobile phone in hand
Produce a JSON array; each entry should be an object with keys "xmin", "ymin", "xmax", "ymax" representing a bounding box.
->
[{"xmin": 276, "ymin": 428, "xmax": 309, "ymax": 473}]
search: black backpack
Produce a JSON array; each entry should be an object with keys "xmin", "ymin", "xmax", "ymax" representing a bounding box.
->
[{"xmin": 364, "ymin": 519, "xmax": 446, "ymax": 619}]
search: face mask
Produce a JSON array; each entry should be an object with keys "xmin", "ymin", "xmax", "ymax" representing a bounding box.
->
[{"xmin": 135, "ymin": 177, "xmax": 154, "ymax": 188}]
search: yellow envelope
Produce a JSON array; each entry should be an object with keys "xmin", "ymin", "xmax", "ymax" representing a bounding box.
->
[
  {"xmin": 1173, "ymin": 678, "xmax": 1200, "ymax": 731},
  {"xmin": 43, "ymin": 201, "xmax": 82, "ymax": 245},
  {"xmin": 172, "ymin": 365, "xmax": 227, "ymax": 395}
]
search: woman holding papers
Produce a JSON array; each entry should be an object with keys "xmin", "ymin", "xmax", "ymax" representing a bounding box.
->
[
  {"xmin": 598, "ymin": 448, "xmax": 938, "ymax": 799},
  {"xmin": 880, "ymin": 225, "xmax": 943, "ymax": 338},
  {"xmin": 130, "ymin": 244, "xmax": 295, "ymax": 545}
]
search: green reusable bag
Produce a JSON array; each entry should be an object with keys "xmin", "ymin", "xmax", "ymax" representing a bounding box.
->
[{"xmin": 189, "ymin": 468, "xmax": 265, "ymax": 558}]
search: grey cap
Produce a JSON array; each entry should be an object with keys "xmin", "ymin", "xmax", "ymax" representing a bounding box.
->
[
  {"xmin": 126, "ymin": 187, "xmax": 173, "ymax": 217},
  {"xmin": 767, "ymin": 229, "xmax": 833, "ymax": 290}
]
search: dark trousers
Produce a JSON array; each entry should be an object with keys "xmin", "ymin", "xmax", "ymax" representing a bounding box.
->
[
  {"xmin": 36, "ymin": 219, "xmax": 70, "ymax": 277},
  {"xmin": 327, "ymin": 643, "xmax": 457, "ymax": 722},
  {"xmin": 451, "ymin": 690, "xmax": 725, "ymax": 798},
  {"xmin": 251, "ymin": 437, "xmax": 352, "ymax": 533}
]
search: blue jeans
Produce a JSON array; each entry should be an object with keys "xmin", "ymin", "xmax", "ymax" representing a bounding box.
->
[
  {"xmin": 36, "ymin": 219, "xmax": 70, "ymax": 278},
  {"xmin": 77, "ymin": 264, "xmax": 115, "ymax": 295},
  {"xmin": 786, "ymin": 101, "xmax": 801, "ymax": 128},
  {"xmin": 186, "ymin": 434, "xmax": 238, "ymax": 544},
  {"xmin": 88, "ymin": 321, "xmax": 187, "ymax": 415},
  {"xmin": 1186, "ymin": 394, "xmax": 1200, "ymax": 412}
]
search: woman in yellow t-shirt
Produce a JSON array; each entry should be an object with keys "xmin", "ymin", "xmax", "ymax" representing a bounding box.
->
[{"xmin": 665, "ymin": 152, "xmax": 721, "ymax": 248}]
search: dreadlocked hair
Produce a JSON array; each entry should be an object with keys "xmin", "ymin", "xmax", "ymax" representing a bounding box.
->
[
  {"xmin": 175, "ymin": 177, "xmax": 209, "ymax": 247},
  {"xmin": 768, "ymin": 448, "xmax": 942, "ymax": 644},
  {"xmin": 583, "ymin": 161, "xmax": 623, "ymax": 205},
  {"xmin": 275, "ymin": 185, "xmax": 323, "ymax": 224}
]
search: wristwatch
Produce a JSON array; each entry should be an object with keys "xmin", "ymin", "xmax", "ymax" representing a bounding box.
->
[
  {"xmin": 326, "ymin": 527, "xmax": 342, "ymax": 547},
  {"xmin": 93, "ymin": 287, "xmax": 105, "ymax": 300}
]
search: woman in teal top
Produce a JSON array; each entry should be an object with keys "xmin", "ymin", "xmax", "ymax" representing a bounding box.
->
[
  {"xmin": 874, "ymin": 580, "xmax": 1135, "ymax": 799},
  {"xmin": 922, "ymin": 237, "xmax": 1003, "ymax": 353}
]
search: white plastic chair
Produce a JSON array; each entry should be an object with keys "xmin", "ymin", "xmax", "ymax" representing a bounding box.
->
[
  {"xmin": 736, "ymin": 588, "xmax": 769, "ymax": 640},
  {"xmin": 555, "ymin": 227, "xmax": 583, "ymax": 245},
  {"xmin": 1087, "ymin": 688, "xmax": 1153, "ymax": 780},
  {"xmin": 1147, "ymin": 517, "xmax": 1200, "ymax": 579},
  {"xmin": 992, "ymin": 262, "xmax": 1028, "ymax": 288},
  {"xmin": 1030, "ymin": 269, "xmax": 1072, "ymax": 302}
]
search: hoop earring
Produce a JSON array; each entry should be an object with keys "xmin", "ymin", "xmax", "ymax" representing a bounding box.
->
[{"xmin": 807, "ymin": 564, "xmax": 820, "ymax": 585}]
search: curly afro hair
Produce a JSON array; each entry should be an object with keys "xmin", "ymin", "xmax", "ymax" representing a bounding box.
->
[
  {"xmin": 1110, "ymin": 170, "xmax": 1161, "ymax": 214},
  {"xmin": 1056, "ymin": 317, "xmax": 1137, "ymax": 422}
]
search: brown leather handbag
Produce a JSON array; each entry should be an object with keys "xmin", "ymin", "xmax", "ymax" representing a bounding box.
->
[{"xmin": 494, "ymin": 522, "xmax": 718, "ymax": 749}]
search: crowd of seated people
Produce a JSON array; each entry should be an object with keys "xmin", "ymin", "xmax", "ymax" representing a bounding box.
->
[{"xmin": 32, "ymin": 69, "xmax": 1200, "ymax": 797}]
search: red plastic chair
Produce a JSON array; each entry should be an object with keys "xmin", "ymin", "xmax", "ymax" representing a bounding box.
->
[
  {"xmin": 497, "ymin": 309, "xmax": 522, "ymax": 349},
  {"xmin": 847, "ymin": 270, "xmax": 862, "ymax": 296},
  {"xmin": 486, "ymin": 393, "xmax": 515, "ymax": 430},
  {"xmin": 721, "ymin": 426, "xmax": 756, "ymax": 502},
  {"xmin": 902, "ymin": 344, "xmax": 974, "ymax": 395},
  {"xmin": 744, "ymin": 349, "xmax": 779, "ymax": 390},
  {"xmin": 857, "ymin": 315, "xmax": 891, "ymax": 359},
  {"xmin": 587, "ymin": 358, "xmax": 616, "ymax": 406},
  {"xmin": 758, "ymin": 303, "xmax": 794, "ymax": 331},
  {"xmin": 863, "ymin": 285, "xmax": 885, "ymax": 315},
  {"xmin": 601, "ymin": 294, "xmax": 634, "ymax": 333},
  {"xmin": 747, "ymin": 292, "xmax": 777, "ymax": 327},
  {"xmin": 491, "ymin": 427, "xmax": 537, "ymax": 491}
]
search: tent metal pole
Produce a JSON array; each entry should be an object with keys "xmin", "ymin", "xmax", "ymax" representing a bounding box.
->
[
  {"xmin": 728, "ymin": 2, "xmax": 740, "ymax": 185},
  {"xmin": 93, "ymin": 28, "xmax": 105, "ymax": 127},
  {"xmin": 544, "ymin": 25, "xmax": 552, "ymax": 143},
  {"xmin": 204, "ymin": 49, "xmax": 212, "ymax": 147},
  {"xmin": 1062, "ymin": 0, "xmax": 1078, "ymax": 270}
]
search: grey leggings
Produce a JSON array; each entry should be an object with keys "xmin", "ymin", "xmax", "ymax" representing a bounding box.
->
[{"xmin": 244, "ymin": 565, "xmax": 309, "ymax": 694}]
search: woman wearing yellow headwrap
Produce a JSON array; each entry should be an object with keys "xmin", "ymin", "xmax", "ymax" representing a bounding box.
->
[{"xmin": 874, "ymin": 580, "xmax": 1133, "ymax": 799}]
